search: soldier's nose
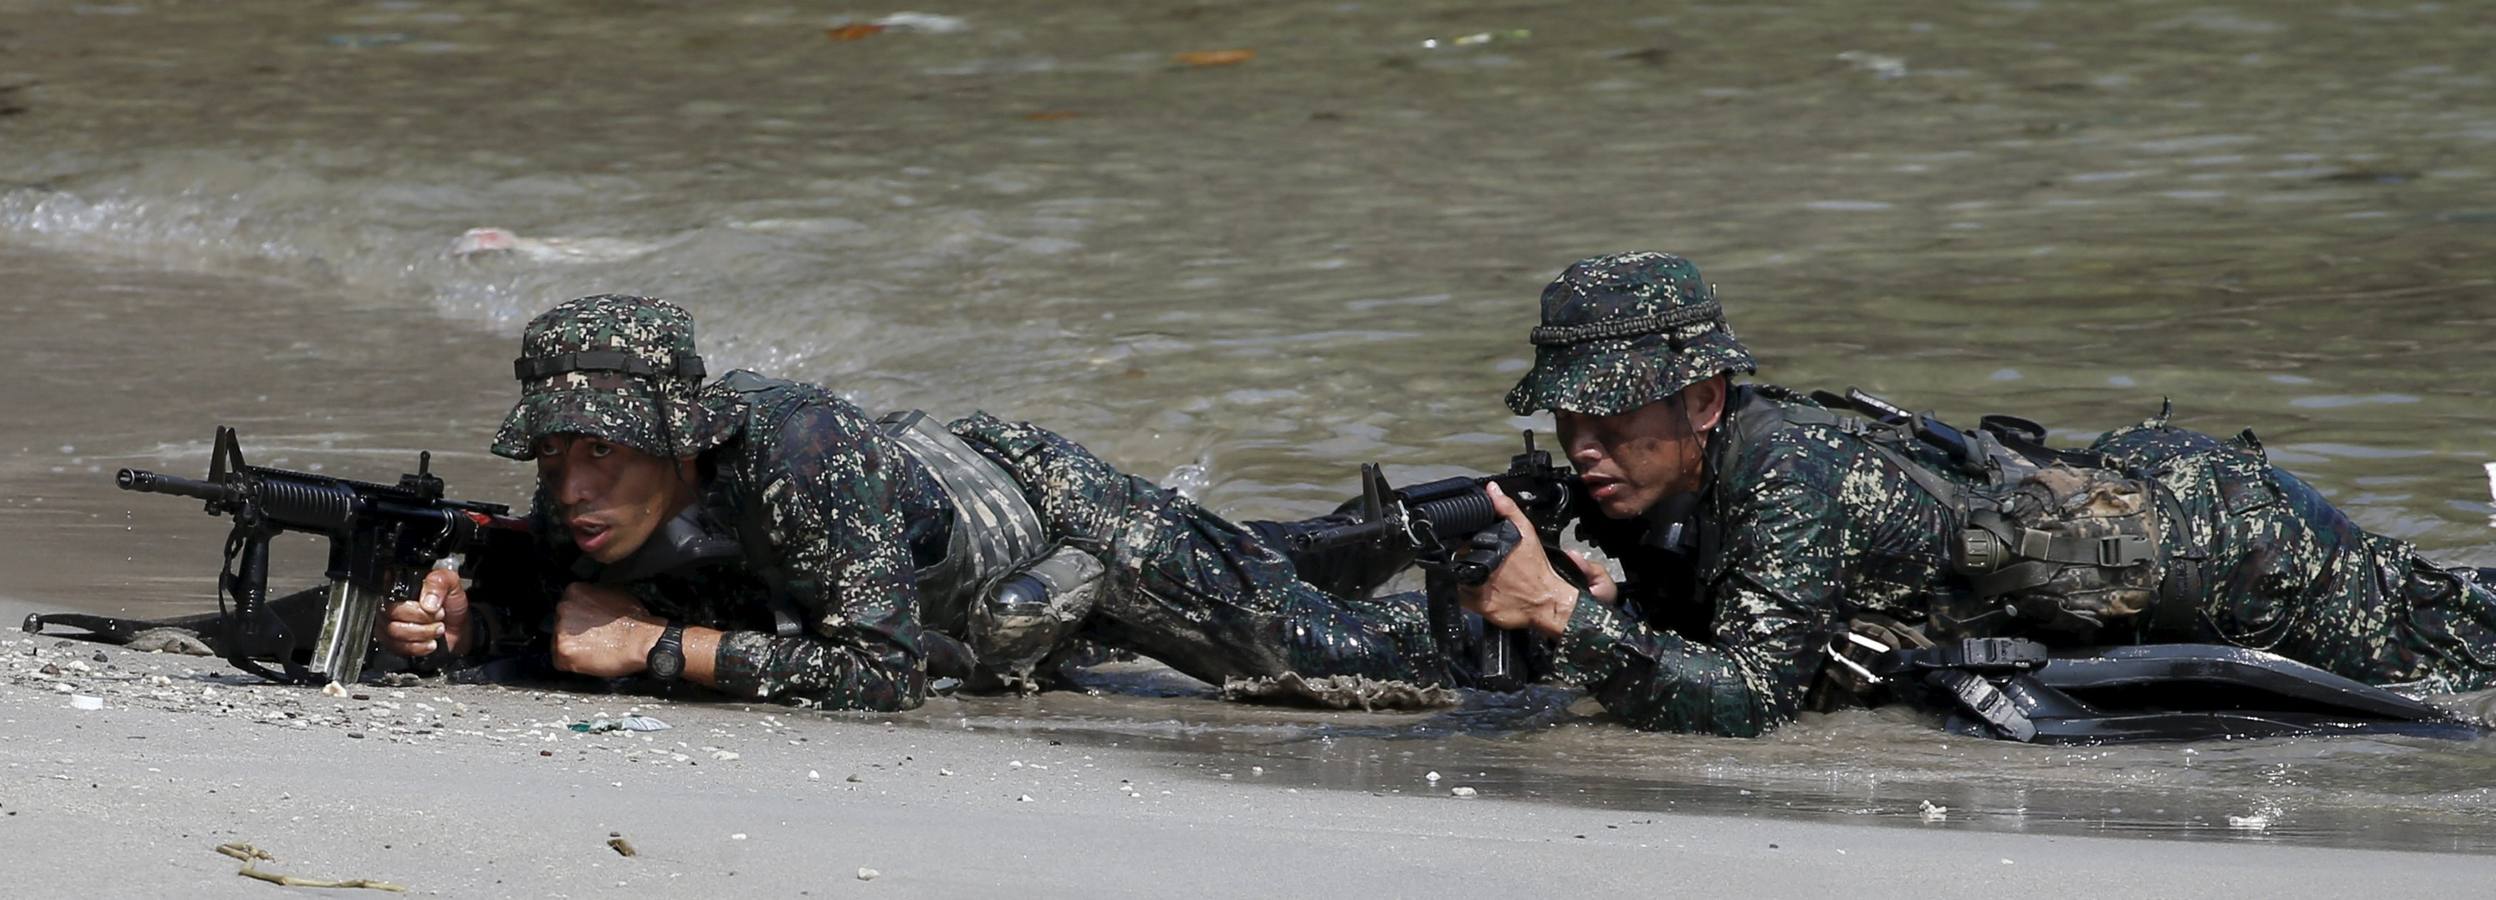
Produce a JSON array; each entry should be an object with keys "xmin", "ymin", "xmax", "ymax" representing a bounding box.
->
[{"xmin": 555, "ymin": 464, "xmax": 600, "ymax": 508}]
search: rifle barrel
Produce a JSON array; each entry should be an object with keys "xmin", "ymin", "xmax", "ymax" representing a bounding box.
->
[{"xmin": 117, "ymin": 468, "xmax": 234, "ymax": 503}]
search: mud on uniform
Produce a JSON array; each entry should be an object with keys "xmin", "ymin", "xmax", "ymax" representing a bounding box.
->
[
  {"xmin": 1505, "ymin": 253, "xmax": 2496, "ymax": 737},
  {"xmin": 1550, "ymin": 386, "xmax": 2496, "ymax": 737},
  {"xmin": 488, "ymin": 294, "xmax": 1443, "ymax": 712}
]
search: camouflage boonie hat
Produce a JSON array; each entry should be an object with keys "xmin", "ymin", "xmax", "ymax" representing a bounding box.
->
[
  {"xmin": 490, "ymin": 294, "xmax": 730, "ymax": 461},
  {"xmin": 1504, "ymin": 251, "xmax": 1757, "ymax": 417}
]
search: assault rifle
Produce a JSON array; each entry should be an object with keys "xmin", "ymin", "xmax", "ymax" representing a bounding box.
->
[
  {"xmin": 1288, "ymin": 432, "xmax": 1582, "ymax": 691},
  {"xmin": 24, "ymin": 427, "xmax": 534, "ymax": 686}
]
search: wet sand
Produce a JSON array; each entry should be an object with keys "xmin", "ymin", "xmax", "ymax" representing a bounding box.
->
[{"xmin": 11, "ymin": 595, "xmax": 2496, "ymax": 899}]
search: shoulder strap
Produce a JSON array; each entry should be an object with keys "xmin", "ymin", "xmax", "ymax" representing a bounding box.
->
[{"xmin": 1717, "ymin": 385, "xmax": 1974, "ymax": 511}]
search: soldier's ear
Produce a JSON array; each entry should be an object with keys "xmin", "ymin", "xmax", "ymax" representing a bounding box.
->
[{"xmin": 1686, "ymin": 375, "xmax": 1730, "ymax": 433}]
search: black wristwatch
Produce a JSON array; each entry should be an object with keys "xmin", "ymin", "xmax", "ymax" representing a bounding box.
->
[{"xmin": 645, "ymin": 621, "xmax": 688, "ymax": 683}]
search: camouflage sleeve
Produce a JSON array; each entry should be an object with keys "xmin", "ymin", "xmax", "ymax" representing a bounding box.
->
[
  {"xmin": 708, "ymin": 407, "xmax": 927, "ymax": 711},
  {"xmin": 1546, "ymin": 451, "xmax": 1848, "ymax": 736}
]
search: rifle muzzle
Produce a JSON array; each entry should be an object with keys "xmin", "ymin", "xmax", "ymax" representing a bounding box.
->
[{"xmin": 118, "ymin": 468, "xmax": 235, "ymax": 504}]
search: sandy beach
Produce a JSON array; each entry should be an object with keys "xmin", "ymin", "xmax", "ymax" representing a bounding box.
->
[
  {"xmin": 7, "ymin": 0, "xmax": 2496, "ymax": 894},
  {"xmin": 10, "ymin": 594, "xmax": 2496, "ymax": 899}
]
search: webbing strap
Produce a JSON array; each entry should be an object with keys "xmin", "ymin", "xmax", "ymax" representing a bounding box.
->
[
  {"xmin": 1930, "ymin": 669, "xmax": 2038, "ymax": 742},
  {"xmin": 2020, "ymin": 529, "xmax": 2156, "ymax": 567},
  {"xmin": 1863, "ymin": 440, "xmax": 1971, "ymax": 511},
  {"xmin": 1715, "ymin": 389, "xmax": 1972, "ymax": 512},
  {"xmin": 1879, "ymin": 637, "xmax": 2050, "ymax": 675}
]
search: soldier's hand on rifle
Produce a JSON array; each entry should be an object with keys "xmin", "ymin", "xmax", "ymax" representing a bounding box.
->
[
  {"xmin": 1457, "ymin": 482, "xmax": 1614, "ymax": 637},
  {"xmin": 551, "ymin": 582, "xmax": 665, "ymax": 677},
  {"xmin": 1561, "ymin": 548, "xmax": 1619, "ymax": 606},
  {"xmin": 380, "ymin": 567, "xmax": 471, "ymax": 658}
]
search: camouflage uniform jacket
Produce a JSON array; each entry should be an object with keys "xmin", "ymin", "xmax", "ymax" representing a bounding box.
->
[
  {"xmin": 506, "ymin": 371, "xmax": 1448, "ymax": 709},
  {"xmin": 1545, "ymin": 384, "xmax": 2496, "ymax": 737},
  {"xmin": 1545, "ymin": 384, "xmax": 1976, "ymax": 736},
  {"xmin": 532, "ymin": 374, "xmax": 956, "ymax": 711}
]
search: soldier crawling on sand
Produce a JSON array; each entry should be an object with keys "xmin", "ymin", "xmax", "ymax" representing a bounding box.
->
[
  {"xmin": 376, "ymin": 293, "xmax": 1450, "ymax": 710},
  {"xmin": 1451, "ymin": 251, "xmax": 2496, "ymax": 738}
]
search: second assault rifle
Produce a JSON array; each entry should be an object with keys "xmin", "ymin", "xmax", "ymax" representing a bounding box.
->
[
  {"xmin": 24, "ymin": 427, "xmax": 534, "ymax": 686},
  {"xmin": 1287, "ymin": 432, "xmax": 1583, "ymax": 691}
]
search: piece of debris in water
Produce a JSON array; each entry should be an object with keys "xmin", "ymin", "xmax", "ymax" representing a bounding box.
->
[
  {"xmin": 1836, "ymin": 50, "xmax": 1908, "ymax": 79},
  {"xmin": 449, "ymin": 227, "xmax": 662, "ymax": 263},
  {"xmin": 2483, "ymin": 462, "xmax": 2496, "ymax": 529},
  {"xmin": 1172, "ymin": 49, "xmax": 1255, "ymax": 68},
  {"xmin": 873, "ymin": 12, "xmax": 968, "ymax": 33}
]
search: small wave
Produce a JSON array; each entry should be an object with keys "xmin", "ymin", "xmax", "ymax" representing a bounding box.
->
[{"xmin": 2289, "ymin": 394, "xmax": 2423, "ymax": 409}]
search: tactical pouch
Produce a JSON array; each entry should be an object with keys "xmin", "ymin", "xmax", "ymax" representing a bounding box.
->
[
  {"xmin": 968, "ymin": 544, "xmax": 1106, "ymax": 690},
  {"xmin": 1952, "ymin": 464, "xmax": 2165, "ymax": 635}
]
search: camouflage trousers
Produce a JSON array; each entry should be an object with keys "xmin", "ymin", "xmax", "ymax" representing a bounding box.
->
[
  {"xmin": 948, "ymin": 413, "xmax": 1450, "ymax": 688},
  {"xmin": 2094, "ymin": 422, "xmax": 2496, "ymax": 690}
]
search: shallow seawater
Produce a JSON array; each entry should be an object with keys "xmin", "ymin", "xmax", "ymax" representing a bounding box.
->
[
  {"xmin": 930, "ymin": 664, "xmax": 2496, "ymax": 854},
  {"xmin": 2, "ymin": 0, "xmax": 2493, "ymax": 854}
]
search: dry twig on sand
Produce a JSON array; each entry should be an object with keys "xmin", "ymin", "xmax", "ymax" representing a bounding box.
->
[{"xmin": 214, "ymin": 843, "xmax": 408, "ymax": 892}]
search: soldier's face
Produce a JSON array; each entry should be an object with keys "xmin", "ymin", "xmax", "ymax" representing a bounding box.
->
[
  {"xmin": 534, "ymin": 434, "xmax": 699, "ymax": 563},
  {"xmin": 1555, "ymin": 380, "xmax": 1726, "ymax": 520}
]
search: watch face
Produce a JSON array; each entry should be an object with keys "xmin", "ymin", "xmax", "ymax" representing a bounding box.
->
[
  {"xmin": 648, "ymin": 625, "xmax": 686, "ymax": 681},
  {"xmin": 648, "ymin": 648, "xmax": 684, "ymax": 681}
]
